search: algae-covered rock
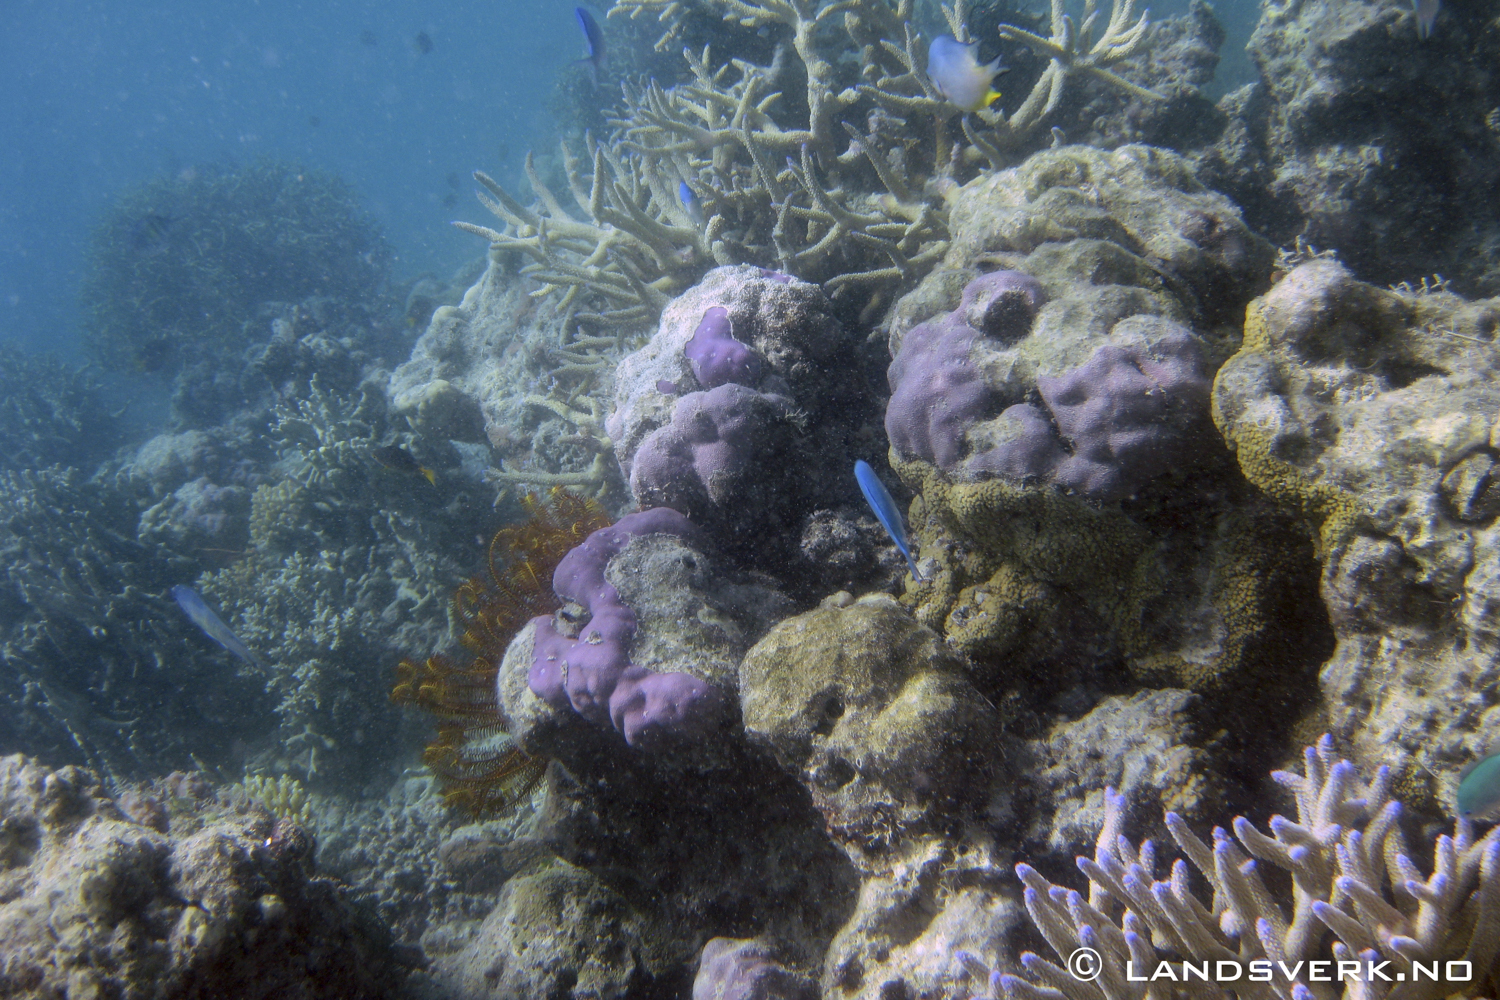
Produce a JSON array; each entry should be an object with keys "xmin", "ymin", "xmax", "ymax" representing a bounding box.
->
[
  {"xmin": 739, "ymin": 594, "xmax": 1020, "ymax": 1000},
  {"xmin": 1198, "ymin": 0, "xmax": 1500, "ymax": 296},
  {"xmin": 0, "ymin": 755, "xmax": 402, "ymax": 1000},
  {"xmin": 1008, "ymin": 689, "xmax": 1224, "ymax": 855},
  {"xmin": 448, "ymin": 861, "xmax": 651, "ymax": 1000},
  {"xmin": 889, "ymin": 144, "xmax": 1273, "ymax": 351},
  {"xmin": 740, "ymin": 593, "xmax": 1001, "ymax": 856},
  {"xmin": 1213, "ymin": 259, "xmax": 1500, "ymax": 802}
]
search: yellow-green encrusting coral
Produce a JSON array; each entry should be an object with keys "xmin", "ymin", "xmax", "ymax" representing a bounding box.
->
[
  {"xmin": 237, "ymin": 773, "xmax": 316, "ymax": 828},
  {"xmin": 894, "ymin": 457, "xmax": 1321, "ymax": 702},
  {"xmin": 456, "ymin": 0, "xmax": 1163, "ymax": 327},
  {"xmin": 1211, "ymin": 295, "xmax": 1366, "ymax": 560}
]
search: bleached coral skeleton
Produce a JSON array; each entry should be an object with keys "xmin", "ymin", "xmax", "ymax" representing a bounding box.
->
[
  {"xmin": 458, "ymin": 0, "xmax": 1162, "ymax": 326},
  {"xmin": 969, "ymin": 735, "xmax": 1499, "ymax": 1000}
]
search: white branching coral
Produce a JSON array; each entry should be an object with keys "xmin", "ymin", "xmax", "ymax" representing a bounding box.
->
[
  {"xmin": 981, "ymin": 736, "xmax": 1500, "ymax": 1000},
  {"xmin": 457, "ymin": 0, "xmax": 1162, "ymax": 327}
]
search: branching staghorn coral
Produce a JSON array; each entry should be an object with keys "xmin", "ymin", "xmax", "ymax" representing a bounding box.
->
[
  {"xmin": 237, "ymin": 773, "xmax": 316, "ymax": 828},
  {"xmin": 457, "ymin": 0, "xmax": 1160, "ymax": 324},
  {"xmin": 973, "ymin": 735, "xmax": 1500, "ymax": 1000},
  {"xmin": 486, "ymin": 392, "xmax": 619, "ymax": 498},
  {"xmin": 992, "ymin": 0, "xmax": 1158, "ymax": 140}
]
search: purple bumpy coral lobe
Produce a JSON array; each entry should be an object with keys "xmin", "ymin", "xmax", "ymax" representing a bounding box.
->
[
  {"xmin": 629, "ymin": 383, "xmax": 794, "ymax": 525},
  {"xmin": 528, "ymin": 508, "xmax": 725, "ymax": 748},
  {"xmin": 887, "ymin": 270, "xmax": 1212, "ymax": 502},
  {"xmin": 1033, "ymin": 331, "xmax": 1211, "ymax": 499},
  {"xmin": 885, "ymin": 270, "xmax": 1047, "ymax": 468},
  {"xmin": 684, "ymin": 306, "xmax": 763, "ymax": 389}
]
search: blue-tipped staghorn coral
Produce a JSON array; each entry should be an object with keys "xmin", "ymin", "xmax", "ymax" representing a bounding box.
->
[{"xmin": 980, "ymin": 735, "xmax": 1500, "ymax": 1000}]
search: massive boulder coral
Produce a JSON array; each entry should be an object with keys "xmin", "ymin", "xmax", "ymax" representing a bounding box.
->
[
  {"xmin": 495, "ymin": 515, "xmax": 792, "ymax": 759},
  {"xmin": 527, "ymin": 509, "xmax": 729, "ymax": 749},
  {"xmin": 740, "ymin": 594, "xmax": 1019, "ymax": 1000},
  {"xmin": 0, "ymin": 754, "xmax": 404, "ymax": 999},
  {"xmin": 609, "ymin": 266, "xmax": 878, "ymax": 571},
  {"xmin": 879, "ymin": 145, "xmax": 1322, "ymax": 731},
  {"xmin": 886, "ymin": 268, "xmax": 1213, "ymax": 502},
  {"xmin": 1212, "ymin": 259, "xmax": 1500, "ymax": 802}
]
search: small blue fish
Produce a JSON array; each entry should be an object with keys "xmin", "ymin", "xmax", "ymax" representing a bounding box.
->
[
  {"xmin": 1457, "ymin": 751, "xmax": 1500, "ymax": 822},
  {"xmin": 1412, "ymin": 0, "xmax": 1438, "ymax": 39},
  {"xmin": 679, "ymin": 181, "xmax": 705, "ymax": 228},
  {"xmin": 171, "ymin": 585, "xmax": 269, "ymax": 671},
  {"xmin": 855, "ymin": 460, "xmax": 924, "ymax": 581},
  {"xmin": 575, "ymin": 7, "xmax": 606, "ymax": 84},
  {"xmin": 927, "ymin": 35, "xmax": 1005, "ymax": 112}
]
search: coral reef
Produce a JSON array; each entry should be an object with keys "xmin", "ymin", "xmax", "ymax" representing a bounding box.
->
[
  {"xmin": 80, "ymin": 159, "xmax": 396, "ymax": 426},
  {"xmin": 0, "ymin": 345, "xmax": 122, "ymax": 474},
  {"xmin": 693, "ymin": 937, "xmax": 819, "ymax": 1000},
  {"xmin": 996, "ymin": 736, "xmax": 1500, "ymax": 999},
  {"xmin": 393, "ymin": 487, "xmax": 612, "ymax": 815},
  {"xmin": 312, "ymin": 771, "xmax": 537, "ymax": 956},
  {"xmin": 878, "ymin": 145, "xmax": 1322, "ymax": 742},
  {"xmin": 0, "ymin": 754, "xmax": 405, "ymax": 999},
  {"xmin": 1196, "ymin": 0, "xmax": 1500, "ymax": 295},
  {"xmin": 1212, "ymin": 259, "xmax": 1500, "ymax": 806},
  {"xmin": 445, "ymin": 858, "xmax": 658, "ymax": 999},
  {"xmin": 0, "ymin": 466, "xmax": 274, "ymax": 781},
  {"xmin": 740, "ymin": 593, "xmax": 1021, "ymax": 998},
  {"xmin": 528, "ymin": 508, "xmax": 730, "ymax": 749},
  {"xmin": 455, "ymin": 0, "xmax": 1194, "ymax": 326},
  {"xmin": 497, "ymin": 515, "xmax": 794, "ymax": 759},
  {"xmin": 387, "ymin": 260, "xmax": 628, "ymax": 502},
  {"xmin": 609, "ymin": 265, "xmax": 880, "ymax": 576},
  {"xmin": 195, "ymin": 378, "xmax": 490, "ymax": 784},
  {"xmin": 886, "ymin": 268, "xmax": 1213, "ymax": 501}
]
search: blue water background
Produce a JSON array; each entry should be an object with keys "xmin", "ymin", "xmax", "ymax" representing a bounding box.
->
[
  {"xmin": 0, "ymin": 0, "xmax": 580, "ymax": 359},
  {"xmin": 0, "ymin": 0, "xmax": 1258, "ymax": 362}
]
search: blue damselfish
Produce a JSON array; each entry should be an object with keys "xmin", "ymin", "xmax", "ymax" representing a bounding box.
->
[{"xmin": 854, "ymin": 460, "xmax": 924, "ymax": 581}]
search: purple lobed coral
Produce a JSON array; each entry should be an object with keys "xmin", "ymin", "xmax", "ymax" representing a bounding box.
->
[
  {"xmin": 885, "ymin": 271, "xmax": 1046, "ymax": 469},
  {"xmin": 685, "ymin": 306, "xmax": 763, "ymax": 389},
  {"xmin": 888, "ymin": 270, "xmax": 1212, "ymax": 502},
  {"xmin": 629, "ymin": 383, "xmax": 796, "ymax": 528},
  {"xmin": 528, "ymin": 508, "xmax": 725, "ymax": 748}
]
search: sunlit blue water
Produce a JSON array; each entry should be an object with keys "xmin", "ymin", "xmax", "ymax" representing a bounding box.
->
[{"xmin": 0, "ymin": 0, "xmax": 581, "ymax": 358}]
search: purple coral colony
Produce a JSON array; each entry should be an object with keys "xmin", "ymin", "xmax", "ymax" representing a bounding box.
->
[{"xmin": 6, "ymin": 0, "xmax": 1500, "ymax": 996}]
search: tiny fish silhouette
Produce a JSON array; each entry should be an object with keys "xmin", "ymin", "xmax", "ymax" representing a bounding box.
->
[
  {"xmin": 855, "ymin": 460, "xmax": 924, "ymax": 581},
  {"xmin": 172, "ymin": 586, "xmax": 269, "ymax": 671},
  {"xmin": 413, "ymin": 31, "xmax": 433, "ymax": 55},
  {"xmin": 575, "ymin": 7, "xmax": 606, "ymax": 84},
  {"xmin": 678, "ymin": 181, "xmax": 705, "ymax": 228}
]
